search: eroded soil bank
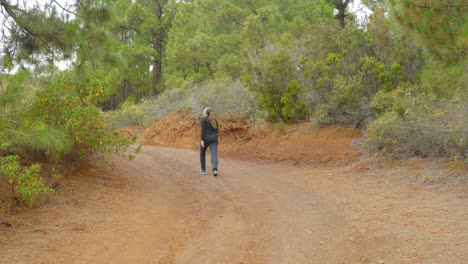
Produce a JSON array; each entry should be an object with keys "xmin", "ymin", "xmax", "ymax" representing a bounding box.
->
[{"xmin": 140, "ymin": 112, "xmax": 362, "ymax": 166}]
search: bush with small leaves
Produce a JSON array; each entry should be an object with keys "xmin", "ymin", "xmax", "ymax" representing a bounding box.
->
[
  {"xmin": 189, "ymin": 77, "xmax": 257, "ymax": 119},
  {"xmin": 0, "ymin": 155, "xmax": 53, "ymax": 206},
  {"xmin": 367, "ymin": 85, "xmax": 468, "ymax": 158},
  {"xmin": 33, "ymin": 75, "xmax": 135, "ymax": 163}
]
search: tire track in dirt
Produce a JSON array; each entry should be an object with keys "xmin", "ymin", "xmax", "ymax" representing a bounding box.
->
[
  {"xmin": 125, "ymin": 147, "xmax": 251, "ymax": 264},
  {"xmin": 133, "ymin": 147, "xmax": 366, "ymax": 264}
]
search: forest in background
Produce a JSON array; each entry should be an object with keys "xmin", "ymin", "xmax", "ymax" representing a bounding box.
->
[{"xmin": 0, "ymin": 0, "xmax": 466, "ymax": 205}]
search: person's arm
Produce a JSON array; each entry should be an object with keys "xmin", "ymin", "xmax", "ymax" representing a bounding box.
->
[{"xmin": 200, "ymin": 118, "xmax": 206, "ymax": 146}]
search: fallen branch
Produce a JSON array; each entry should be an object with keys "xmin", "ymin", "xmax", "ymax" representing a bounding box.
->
[
  {"xmin": 236, "ymin": 137, "xmax": 251, "ymax": 142},
  {"xmin": 235, "ymin": 132, "xmax": 251, "ymax": 142},
  {"xmin": 287, "ymin": 128, "xmax": 299, "ymax": 135}
]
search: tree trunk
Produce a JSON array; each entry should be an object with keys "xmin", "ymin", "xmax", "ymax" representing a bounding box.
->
[
  {"xmin": 151, "ymin": 37, "xmax": 163, "ymax": 97},
  {"xmin": 151, "ymin": 0, "xmax": 165, "ymax": 97},
  {"xmin": 337, "ymin": 11, "xmax": 346, "ymax": 28},
  {"xmin": 122, "ymin": 78, "xmax": 130, "ymax": 102},
  {"xmin": 335, "ymin": 0, "xmax": 351, "ymax": 28},
  {"xmin": 152, "ymin": 58, "xmax": 159, "ymax": 96}
]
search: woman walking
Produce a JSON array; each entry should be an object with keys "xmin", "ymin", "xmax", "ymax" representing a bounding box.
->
[{"xmin": 200, "ymin": 107, "xmax": 219, "ymax": 176}]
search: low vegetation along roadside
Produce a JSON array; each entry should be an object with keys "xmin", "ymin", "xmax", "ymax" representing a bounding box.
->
[{"xmin": 1, "ymin": 72, "xmax": 137, "ymax": 207}]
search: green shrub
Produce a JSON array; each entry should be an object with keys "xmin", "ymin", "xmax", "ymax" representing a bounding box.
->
[
  {"xmin": 420, "ymin": 62, "xmax": 466, "ymax": 100},
  {"xmin": 367, "ymin": 87, "xmax": 468, "ymax": 158},
  {"xmin": 0, "ymin": 72, "xmax": 137, "ymax": 208},
  {"xmin": 252, "ymin": 50, "xmax": 293, "ymax": 121},
  {"xmin": 107, "ymin": 76, "xmax": 257, "ymax": 126},
  {"xmin": 105, "ymin": 87, "xmax": 190, "ymax": 128},
  {"xmin": 370, "ymin": 82, "xmax": 420, "ymax": 116},
  {"xmin": 0, "ymin": 71, "xmax": 70, "ymax": 157},
  {"xmin": 33, "ymin": 76, "xmax": 134, "ymax": 162},
  {"xmin": 300, "ymin": 51, "xmax": 405, "ymax": 126},
  {"xmin": 0, "ymin": 155, "xmax": 53, "ymax": 206},
  {"xmin": 311, "ymin": 75, "xmax": 370, "ymax": 126},
  {"xmin": 105, "ymin": 98, "xmax": 156, "ymax": 128},
  {"xmin": 280, "ymin": 80, "xmax": 307, "ymax": 121},
  {"xmin": 189, "ymin": 77, "xmax": 257, "ymax": 119}
]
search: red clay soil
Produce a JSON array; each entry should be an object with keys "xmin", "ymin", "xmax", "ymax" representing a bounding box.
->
[{"xmin": 140, "ymin": 112, "xmax": 362, "ymax": 166}]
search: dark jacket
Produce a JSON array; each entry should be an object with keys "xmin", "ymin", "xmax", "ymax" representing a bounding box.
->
[{"xmin": 200, "ymin": 116, "xmax": 219, "ymax": 144}]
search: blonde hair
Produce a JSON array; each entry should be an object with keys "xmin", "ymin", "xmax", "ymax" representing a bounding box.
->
[{"xmin": 203, "ymin": 107, "xmax": 218, "ymax": 129}]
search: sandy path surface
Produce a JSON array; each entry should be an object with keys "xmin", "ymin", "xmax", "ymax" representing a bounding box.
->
[{"xmin": 1, "ymin": 146, "xmax": 467, "ymax": 263}]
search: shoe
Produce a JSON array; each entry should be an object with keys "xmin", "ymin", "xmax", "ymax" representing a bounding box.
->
[
  {"xmin": 200, "ymin": 170, "xmax": 207, "ymax": 175},
  {"xmin": 213, "ymin": 169, "xmax": 218, "ymax": 176}
]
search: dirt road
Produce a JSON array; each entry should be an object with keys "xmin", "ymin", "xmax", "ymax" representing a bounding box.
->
[{"xmin": 1, "ymin": 146, "xmax": 467, "ymax": 263}]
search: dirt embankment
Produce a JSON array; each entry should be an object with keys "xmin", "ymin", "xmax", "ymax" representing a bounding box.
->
[{"xmin": 140, "ymin": 112, "xmax": 362, "ymax": 166}]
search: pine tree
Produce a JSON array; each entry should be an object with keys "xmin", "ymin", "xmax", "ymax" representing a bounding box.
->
[
  {"xmin": 388, "ymin": 0, "xmax": 467, "ymax": 62},
  {"xmin": 119, "ymin": 0, "xmax": 176, "ymax": 96},
  {"xmin": 0, "ymin": 0, "xmax": 76, "ymax": 71},
  {"xmin": 332, "ymin": 0, "xmax": 353, "ymax": 28}
]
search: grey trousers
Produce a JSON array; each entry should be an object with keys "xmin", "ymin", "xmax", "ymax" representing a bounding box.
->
[{"xmin": 200, "ymin": 142, "xmax": 218, "ymax": 171}]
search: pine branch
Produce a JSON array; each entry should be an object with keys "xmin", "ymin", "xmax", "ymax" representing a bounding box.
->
[
  {"xmin": 119, "ymin": 24, "xmax": 141, "ymax": 34},
  {"xmin": 4, "ymin": 129, "xmax": 28, "ymax": 136},
  {"xmin": 51, "ymin": 0, "xmax": 79, "ymax": 17},
  {"xmin": 416, "ymin": 3, "xmax": 468, "ymax": 9},
  {"xmin": 156, "ymin": 0, "xmax": 163, "ymax": 20},
  {"xmin": 0, "ymin": 0, "xmax": 51, "ymax": 52}
]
